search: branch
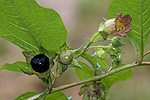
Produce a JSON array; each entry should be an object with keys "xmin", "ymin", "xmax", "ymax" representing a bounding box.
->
[
  {"xmin": 52, "ymin": 62, "xmax": 150, "ymax": 93},
  {"xmin": 75, "ymin": 40, "xmax": 93, "ymax": 59},
  {"xmin": 75, "ymin": 32, "xmax": 100, "ymax": 59},
  {"xmin": 143, "ymin": 51, "xmax": 150, "ymax": 57},
  {"xmin": 28, "ymin": 62, "xmax": 150, "ymax": 99},
  {"xmin": 52, "ymin": 63, "xmax": 138, "ymax": 93},
  {"xmin": 141, "ymin": 61, "xmax": 150, "ymax": 65}
]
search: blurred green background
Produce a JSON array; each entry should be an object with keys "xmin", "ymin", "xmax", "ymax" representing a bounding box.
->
[{"xmin": 0, "ymin": 0, "xmax": 150, "ymax": 100}]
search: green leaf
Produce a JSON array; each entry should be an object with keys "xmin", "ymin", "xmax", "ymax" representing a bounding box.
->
[
  {"xmin": 81, "ymin": 53, "xmax": 97, "ymax": 68},
  {"xmin": 45, "ymin": 92, "xmax": 68, "ymax": 100},
  {"xmin": 56, "ymin": 63, "xmax": 68, "ymax": 74},
  {"xmin": 97, "ymin": 57, "xmax": 109, "ymax": 69},
  {"xmin": 75, "ymin": 61, "xmax": 94, "ymax": 80},
  {"xmin": 0, "ymin": 61, "xmax": 32, "ymax": 74},
  {"xmin": 0, "ymin": 0, "xmax": 67, "ymax": 52},
  {"xmin": 101, "ymin": 69, "xmax": 132, "ymax": 89},
  {"xmin": 109, "ymin": 0, "xmax": 150, "ymax": 59},
  {"xmin": 82, "ymin": 53, "xmax": 109, "ymax": 70},
  {"xmin": 15, "ymin": 91, "xmax": 38, "ymax": 100}
]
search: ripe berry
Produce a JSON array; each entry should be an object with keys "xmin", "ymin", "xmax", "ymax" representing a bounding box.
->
[{"xmin": 30, "ymin": 54, "xmax": 50, "ymax": 73}]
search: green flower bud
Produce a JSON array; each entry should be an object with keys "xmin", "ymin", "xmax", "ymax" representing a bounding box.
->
[
  {"xmin": 112, "ymin": 58, "xmax": 121, "ymax": 66},
  {"xmin": 100, "ymin": 32, "xmax": 109, "ymax": 40},
  {"xmin": 111, "ymin": 36, "xmax": 123, "ymax": 48},
  {"xmin": 58, "ymin": 50, "xmax": 73, "ymax": 65}
]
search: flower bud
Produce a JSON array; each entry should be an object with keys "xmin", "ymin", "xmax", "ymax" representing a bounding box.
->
[
  {"xmin": 58, "ymin": 50, "xmax": 73, "ymax": 65},
  {"xmin": 103, "ymin": 19, "xmax": 116, "ymax": 34},
  {"xmin": 111, "ymin": 36, "xmax": 123, "ymax": 48}
]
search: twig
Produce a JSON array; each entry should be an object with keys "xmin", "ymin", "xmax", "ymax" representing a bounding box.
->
[
  {"xmin": 28, "ymin": 62, "xmax": 150, "ymax": 99},
  {"xmin": 141, "ymin": 61, "xmax": 150, "ymax": 65},
  {"xmin": 51, "ymin": 63, "xmax": 138, "ymax": 93},
  {"xmin": 75, "ymin": 40, "xmax": 93, "ymax": 59},
  {"xmin": 75, "ymin": 32, "xmax": 100, "ymax": 59},
  {"xmin": 89, "ymin": 45, "xmax": 109, "ymax": 49},
  {"xmin": 143, "ymin": 51, "xmax": 150, "ymax": 57}
]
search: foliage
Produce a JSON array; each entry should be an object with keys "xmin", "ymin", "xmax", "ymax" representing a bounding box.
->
[
  {"xmin": 0, "ymin": 0, "xmax": 67, "ymax": 53},
  {"xmin": 109, "ymin": 0, "xmax": 150, "ymax": 60},
  {"xmin": 0, "ymin": 0, "xmax": 150, "ymax": 99},
  {"xmin": 15, "ymin": 92, "xmax": 38, "ymax": 100}
]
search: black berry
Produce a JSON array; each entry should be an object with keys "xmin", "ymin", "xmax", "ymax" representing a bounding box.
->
[{"xmin": 30, "ymin": 54, "xmax": 50, "ymax": 73}]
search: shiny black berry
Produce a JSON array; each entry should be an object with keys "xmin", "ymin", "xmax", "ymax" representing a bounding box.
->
[{"xmin": 30, "ymin": 54, "xmax": 50, "ymax": 73}]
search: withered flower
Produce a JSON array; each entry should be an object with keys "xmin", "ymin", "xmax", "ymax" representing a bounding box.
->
[
  {"xmin": 103, "ymin": 13, "xmax": 132, "ymax": 37},
  {"xmin": 115, "ymin": 13, "xmax": 132, "ymax": 37}
]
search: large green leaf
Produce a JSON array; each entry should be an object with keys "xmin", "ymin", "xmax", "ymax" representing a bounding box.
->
[
  {"xmin": 0, "ymin": 61, "xmax": 31, "ymax": 73},
  {"xmin": 101, "ymin": 69, "xmax": 132, "ymax": 89},
  {"xmin": 109, "ymin": 0, "xmax": 150, "ymax": 59},
  {"xmin": 75, "ymin": 61, "xmax": 94, "ymax": 80},
  {"xmin": 45, "ymin": 92, "xmax": 68, "ymax": 100},
  {"xmin": 0, "ymin": 0, "xmax": 67, "ymax": 52},
  {"xmin": 15, "ymin": 92, "xmax": 38, "ymax": 100}
]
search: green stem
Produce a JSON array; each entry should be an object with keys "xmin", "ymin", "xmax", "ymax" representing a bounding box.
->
[
  {"xmin": 89, "ymin": 45, "xmax": 109, "ymax": 49},
  {"xmin": 75, "ymin": 40, "xmax": 93, "ymax": 59},
  {"xmin": 28, "ymin": 62, "xmax": 150, "ymax": 100},
  {"xmin": 51, "ymin": 62, "xmax": 150, "ymax": 93},
  {"xmin": 75, "ymin": 32, "xmax": 100, "ymax": 59},
  {"xmin": 140, "ymin": 1, "xmax": 144, "ymax": 62},
  {"xmin": 51, "ymin": 63, "xmax": 139, "ymax": 93}
]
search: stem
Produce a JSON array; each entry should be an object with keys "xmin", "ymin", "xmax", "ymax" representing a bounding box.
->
[
  {"xmin": 52, "ymin": 62, "xmax": 150, "ymax": 93},
  {"xmin": 90, "ymin": 45, "xmax": 109, "ymax": 49},
  {"xmin": 143, "ymin": 51, "xmax": 150, "ymax": 57},
  {"xmin": 75, "ymin": 40, "xmax": 93, "ymax": 59},
  {"xmin": 75, "ymin": 32, "xmax": 100, "ymax": 59},
  {"xmin": 51, "ymin": 63, "xmax": 138, "ymax": 93},
  {"xmin": 28, "ymin": 62, "xmax": 150, "ymax": 99},
  {"xmin": 141, "ymin": 61, "xmax": 150, "ymax": 65}
]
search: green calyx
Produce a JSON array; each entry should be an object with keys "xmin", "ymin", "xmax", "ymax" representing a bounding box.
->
[
  {"xmin": 111, "ymin": 36, "xmax": 123, "ymax": 48},
  {"xmin": 58, "ymin": 50, "xmax": 73, "ymax": 65}
]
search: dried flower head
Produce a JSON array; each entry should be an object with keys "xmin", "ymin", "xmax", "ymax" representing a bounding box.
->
[{"xmin": 115, "ymin": 13, "xmax": 132, "ymax": 37}]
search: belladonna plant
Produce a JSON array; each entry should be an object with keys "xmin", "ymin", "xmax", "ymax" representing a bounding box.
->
[{"xmin": 0, "ymin": 0, "xmax": 150, "ymax": 100}]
